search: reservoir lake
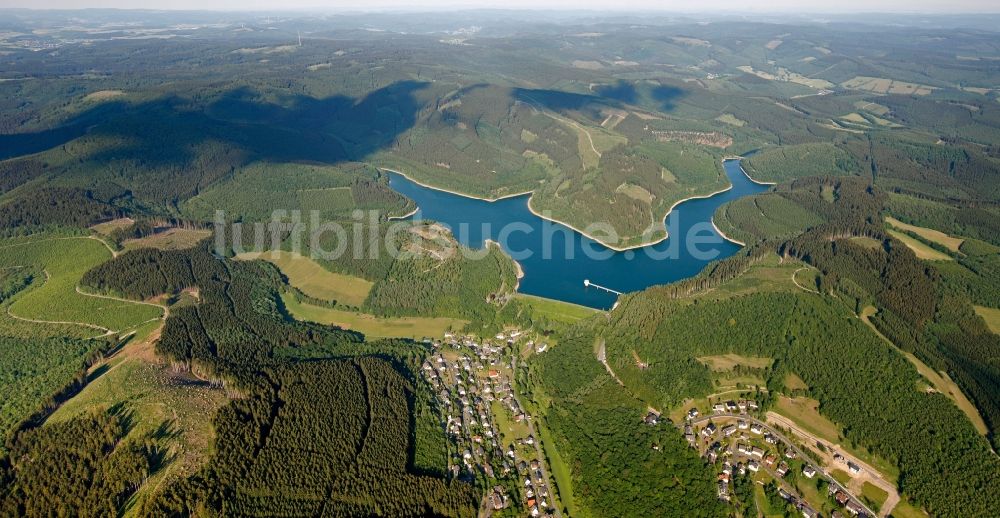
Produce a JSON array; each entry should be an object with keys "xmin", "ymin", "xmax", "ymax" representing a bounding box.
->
[{"xmin": 387, "ymin": 159, "xmax": 768, "ymax": 309}]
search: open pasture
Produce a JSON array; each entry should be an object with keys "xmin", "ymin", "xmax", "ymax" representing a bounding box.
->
[{"xmin": 236, "ymin": 250, "xmax": 373, "ymax": 307}]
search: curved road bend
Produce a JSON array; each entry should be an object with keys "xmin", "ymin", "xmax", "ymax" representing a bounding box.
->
[{"xmin": 688, "ymin": 413, "xmax": 880, "ymax": 518}]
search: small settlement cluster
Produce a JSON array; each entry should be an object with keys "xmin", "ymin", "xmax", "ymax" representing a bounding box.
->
[
  {"xmin": 675, "ymin": 401, "xmax": 872, "ymax": 518},
  {"xmin": 421, "ymin": 329, "xmax": 556, "ymax": 517}
]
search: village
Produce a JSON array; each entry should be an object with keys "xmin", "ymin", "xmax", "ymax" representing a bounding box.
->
[
  {"xmin": 677, "ymin": 402, "xmax": 877, "ymax": 518},
  {"xmin": 421, "ymin": 329, "xmax": 560, "ymax": 517}
]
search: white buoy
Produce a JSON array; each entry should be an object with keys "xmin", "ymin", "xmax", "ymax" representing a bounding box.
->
[{"xmin": 584, "ymin": 279, "xmax": 590, "ymax": 287}]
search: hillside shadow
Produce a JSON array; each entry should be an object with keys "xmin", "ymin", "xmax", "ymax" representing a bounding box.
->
[
  {"xmin": 89, "ymin": 80, "xmax": 428, "ymax": 167},
  {"xmin": 513, "ymin": 87, "xmax": 608, "ymax": 121},
  {"xmin": 651, "ymin": 84, "xmax": 684, "ymax": 111},
  {"xmin": 515, "ymin": 80, "xmax": 687, "ymax": 120},
  {"xmin": 0, "ymin": 81, "xmax": 430, "ymax": 198},
  {"xmin": 593, "ymin": 80, "xmax": 638, "ymax": 104}
]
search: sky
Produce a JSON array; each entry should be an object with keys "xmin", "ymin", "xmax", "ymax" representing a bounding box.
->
[{"xmin": 0, "ymin": 0, "xmax": 996, "ymax": 13}]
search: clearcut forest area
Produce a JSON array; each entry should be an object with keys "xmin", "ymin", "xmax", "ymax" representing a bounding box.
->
[{"xmin": 1, "ymin": 8, "xmax": 1000, "ymax": 518}]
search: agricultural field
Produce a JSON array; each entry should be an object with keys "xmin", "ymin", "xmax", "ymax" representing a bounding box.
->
[
  {"xmin": 0, "ymin": 236, "xmax": 164, "ymax": 333},
  {"xmin": 840, "ymin": 76, "xmax": 935, "ymax": 95},
  {"xmin": 885, "ymin": 216, "xmax": 964, "ymax": 252},
  {"xmin": 282, "ymin": 293, "xmax": 467, "ymax": 339},
  {"xmin": 235, "ymin": 250, "xmax": 373, "ymax": 307},
  {"xmin": 887, "ymin": 230, "xmax": 954, "ymax": 261}
]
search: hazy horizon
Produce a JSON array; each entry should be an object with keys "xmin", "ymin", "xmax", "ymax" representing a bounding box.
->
[{"xmin": 1, "ymin": 0, "xmax": 998, "ymax": 14}]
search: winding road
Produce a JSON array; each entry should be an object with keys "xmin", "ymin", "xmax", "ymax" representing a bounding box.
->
[{"xmin": 2, "ymin": 236, "xmax": 166, "ymax": 338}]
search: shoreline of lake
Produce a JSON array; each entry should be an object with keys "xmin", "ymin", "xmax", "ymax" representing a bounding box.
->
[
  {"xmin": 381, "ymin": 161, "xmax": 740, "ymax": 252},
  {"xmin": 385, "ymin": 158, "xmax": 768, "ymax": 308}
]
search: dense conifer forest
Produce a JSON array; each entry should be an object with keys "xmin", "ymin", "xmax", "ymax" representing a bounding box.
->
[
  {"xmin": 77, "ymin": 245, "xmax": 478, "ymax": 516},
  {"xmin": 2, "ymin": 8, "xmax": 1000, "ymax": 517}
]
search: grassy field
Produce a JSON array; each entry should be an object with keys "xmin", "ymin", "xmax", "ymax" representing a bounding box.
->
[
  {"xmin": 885, "ymin": 216, "xmax": 963, "ymax": 252},
  {"xmin": 831, "ymin": 468, "xmax": 851, "ymax": 486},
  {"xmin": 784, "ymin": 372, "xmax": 810, "ymax": 390},
  {"xmin": 282, "ymin": 294, "xmax": 467, "ymax": 339},
  {"xmin": 774, "ymin": 396, "xmax": 842, "ymax": 444},
  {"xmin": 689, "ymin": 253, "xmax": 805, "ymax": 300},
  {"xmin": 973, "ymin": 305, "xmax": 1000, "ymax": 335},
  {"xmin": 123, "ymin": 228, "xmax": 211, "ymax": 251},
  {"xmin": 887, "ymin": 230, "xmax": 953, "ymax": 261},
  {"xmin": 515, "ymin": 293, "xmax": 599, "ymax": 324},
  {"xmin": 890, "ymin": 498, "xmax": 930, "ymax": 518},
  {"xmin": 793, "ymin": 475, "xmax": 834, "ymax": 517},
  {"xmin": 0, "ymin": 236, "xmax": 164, "ymax": 332},
  {"xmin": 535, "ymin": 418, "xmax": 582, "ymax": 518},
  {"xmin": 236, "ymin": 251, "xmax": 373, "ymax": 306},
  {"xmin": 696, "ymin": 353, "xmax": 773, "ymax": 371},
  {"xmin": 792, "ymin": 267, "xmax": 820, "ymax": 293},
  {"xmin": 862, "ymin": 481, "xmax": 889, "ymax": 512}
]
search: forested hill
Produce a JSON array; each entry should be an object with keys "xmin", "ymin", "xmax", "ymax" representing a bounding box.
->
[
  {"xmin": 4, "ymin": 11, "xmax": 999, "ymax": 248},
  {"xmin": 1, "ymin": 10, "xmax": 1000, "ymax": 517},
  {"xmin": 2, "ymin": 244, "xmax": 478, "ymax": 516},
  {"xmin": 552, "ymin": 173, "xmax": 1000, "ymax": 517}
]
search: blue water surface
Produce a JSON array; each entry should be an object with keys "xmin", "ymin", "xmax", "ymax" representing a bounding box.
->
[{"xmin": 388, "ymin": 159, "xmax": 768, "ymax": 309}]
